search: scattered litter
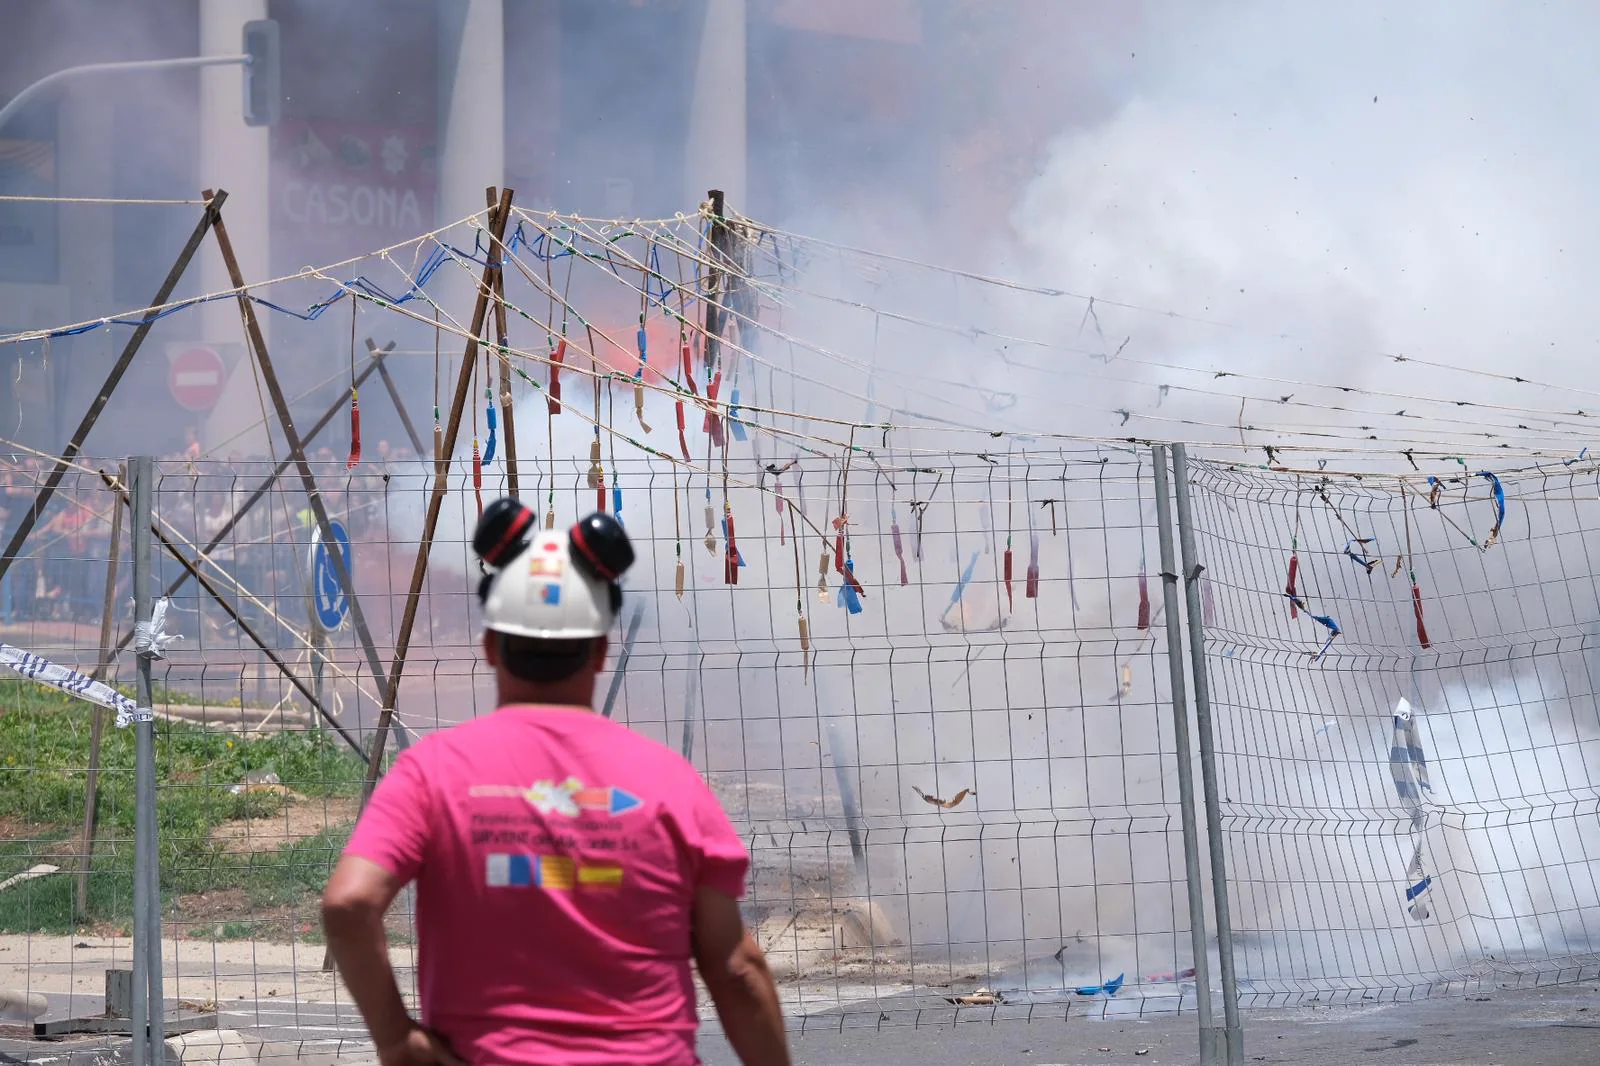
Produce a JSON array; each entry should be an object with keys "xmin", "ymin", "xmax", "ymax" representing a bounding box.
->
[
  {"xmin": 1075, "ymin": 973, "xmax": 1125, "ymax": 996},
  {"xmin": 913, "ymin": 786, "xmax": 975, "ymax": 810},
  {"xmin": 228, "ymin": 770, "xmax": 285, "ymax": 795},
  {"xmin": 1135, "ymin": 1050, "xmax": 1151, "ymax": 1057},
  {"xmin": 1314, "ymin": 720, "xmax": 1338, "ymax": 738},
  {"xmin": 0, "ymin": 864, "xmax": 59, "ymax": 894},
  {"xmin": 1144, "ymin": 967, "xmax": 1197, "ymax": 982},
  {"xmin": 946, "ymin": 987, "xmax": 1004, "ymax": 1006}
]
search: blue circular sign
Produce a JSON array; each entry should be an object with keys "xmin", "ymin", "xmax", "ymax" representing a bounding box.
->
[{"xmin": 310, "ymin": 520, "xmax": 353, "ymax": 630}]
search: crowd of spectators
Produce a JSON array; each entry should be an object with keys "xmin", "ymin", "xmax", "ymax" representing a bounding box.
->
[{"xmin": 0, "ymin": 437, "xmax": 420, "ymax": 628}]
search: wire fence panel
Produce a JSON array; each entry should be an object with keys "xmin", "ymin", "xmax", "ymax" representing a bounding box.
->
[
  {"xmin": 0, "ymin": 449, "xmax": 1208, "ymax": 1045},
  {"xmin": 9, "ymin": 445, "xmax": 1600, "ymax": 1051},
  {"xmin": 1188, "ymin": 458, "xmax": 1600, "ymax": 1006}
]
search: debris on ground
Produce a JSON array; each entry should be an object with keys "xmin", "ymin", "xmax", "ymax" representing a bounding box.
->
[
  {"xmin": 0, "ymin": 864, "xmax": 59, "ymax": 894},
  {"xmin": 1076, "ymin": 973, "xmax": 1126, "ymax": 996},
  {"xmin": 1144, "ymin": 967, "xmax": 1197, "ymax": 982},
  {"xmin": 228, "ymin": 770, "xmax": 286, "ymax": 795},
  {"xmin": 913, "ymin": 786, "xmax": 975, "ymax": 810}
]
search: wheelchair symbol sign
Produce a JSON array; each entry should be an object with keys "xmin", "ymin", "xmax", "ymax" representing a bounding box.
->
[{"xmin": 309, "ymin": 520, "xmax": 353, "ymax": 630}]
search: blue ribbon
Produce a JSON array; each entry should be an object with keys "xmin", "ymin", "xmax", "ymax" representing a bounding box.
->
[
  {"xmin": 1476, "ymin": 470, "xmax": 1505, "ymax": 541},
  {"xmin": 1344, "ymin": 537, "xmax": 1378, "ymax": 573},
  {"xmin": 1310, "ymin": 611, "xmax": 1341, "ymax": 661},
  {"xmin": 839, "ymin": 559, "xmax": 863, "ymax": 614},
  {"xmin": 948, "ymin": 552, "xmax": 980, "ymax": 610}
]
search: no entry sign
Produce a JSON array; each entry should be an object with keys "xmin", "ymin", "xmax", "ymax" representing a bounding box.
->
[{"xmin": 168, "ymin": 346, "xmax": 227, "ymax": 412}]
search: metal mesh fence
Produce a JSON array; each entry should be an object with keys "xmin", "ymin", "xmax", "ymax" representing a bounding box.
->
[
  {"xmin": 0, "ymin": 448, "xmax": 1204, "ymax": 1048},
  {"xmin": 1188, "ymin": 457, "xmax": 1600, "ymax": 1006},
  {"xmin": 6, "ymin": 445, "xmax": 1600, "ymax": 1053}
]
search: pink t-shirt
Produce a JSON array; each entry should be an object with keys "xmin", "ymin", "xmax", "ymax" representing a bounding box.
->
[{"xmin": 343, "ymin": 706, "xmax": 749, "ymax": 1065}]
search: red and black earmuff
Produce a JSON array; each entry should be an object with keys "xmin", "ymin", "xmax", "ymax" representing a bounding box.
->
[{"xmin": 472, "ymin": 499, "xmax": 635, "ymax": 612}]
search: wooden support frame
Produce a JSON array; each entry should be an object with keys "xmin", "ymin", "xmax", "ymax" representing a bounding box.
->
[
  {"xmin": 486, "ymin": 187, "xmax": 520, "ymax": 498},
  {"xmin": 206, "ymin": 190, "xmax": 393, "ymax": 723},
  {"xmin": 367, "ymin": 186, "xmax": 514, "ymax": 780},
  {"xmin": 0, "ymin": 191, "xmax": 225, "ymax": 586},
  {"xmin": 101, "ymin": 345, "xmax": 395, "ymax": 663},
  {"xmin": 96, "ymin": 469, "xmax": 364, "ymax": 755},
  {"xmin": 322, "ymin": 186, "xmax": 514, "ymax": 974},
  {"xmin": 76, "ymin": 464, "xmax": 125, "ymax": 920}
]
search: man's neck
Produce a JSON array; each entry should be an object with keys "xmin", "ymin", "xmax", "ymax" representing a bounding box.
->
[
  {"xmin": 495, "ymin": 684, "xmax": 596, "ymax": 710},
  {"xmin": 496, "ymin": 698, "xmax": 593, "ymax": 712}
]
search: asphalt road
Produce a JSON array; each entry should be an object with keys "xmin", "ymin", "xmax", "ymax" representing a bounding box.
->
[
  {"xmin": 6, "ymin": 985, "xmax": 1599, "ymax": 1065},
  {"xmin": 699, "ymin": 985, "xmax": 1600, "ymax": 1066}
]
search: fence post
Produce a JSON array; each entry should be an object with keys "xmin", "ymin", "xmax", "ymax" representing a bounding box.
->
[
  {"xmin": 128, "ymin": 456, "xmax": 164, "ymax": 1066},
  {"xmin": 1153, "ymin": 445, "xmax": 1222, "ymax": 1065},
  {"xmin": 78, "ymin": 464, "xmax": 126, "ymax": 920},
  {"xmin": 1171, "ymin": 443, "xmax": 1243, "ymax": 1065}
]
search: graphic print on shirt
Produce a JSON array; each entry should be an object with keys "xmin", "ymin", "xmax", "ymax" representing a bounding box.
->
[
  {"xmin": 471, "ymin": 776, "xmax": 643, "ymax": 817},
  {"xmin": 468, "ymin": 776, "xmax": 644, "ymax": 893}
]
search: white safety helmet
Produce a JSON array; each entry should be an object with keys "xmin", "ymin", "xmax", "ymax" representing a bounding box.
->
[{"xmin": 474, "ymin": 501, "xmax": 634, "ymax": 641}]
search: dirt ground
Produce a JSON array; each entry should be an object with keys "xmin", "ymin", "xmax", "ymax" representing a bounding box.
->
[
  {"xmin": 0, "ymin": 932, "xmax": 396, "ymax": 1007},
  {"xmin": 207, "ymin": 794, "xmax": 359, "ymax": 854}
]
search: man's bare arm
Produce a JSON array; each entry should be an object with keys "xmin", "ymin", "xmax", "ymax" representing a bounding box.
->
[
  {"xmin": 691, "ymin": 886, "xmax": 790, "ymax": 1066},
  {"xmin": 322, "ymin": 856, "xmax": 462, "ymax": 1066}
]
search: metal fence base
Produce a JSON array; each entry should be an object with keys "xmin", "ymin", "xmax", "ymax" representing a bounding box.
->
[
  {"xmin": 30, "ymin": 970, "xmax": 215, "ymax": 1041},
  {"xmin": 33, "ymin": 1014, "xmax": 217, "ymax": 1040}
]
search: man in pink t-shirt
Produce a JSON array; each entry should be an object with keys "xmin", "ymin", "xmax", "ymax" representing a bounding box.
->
[{"xmin": 323, "ymin": 505, "xmax": 790, "ymax": 1066}]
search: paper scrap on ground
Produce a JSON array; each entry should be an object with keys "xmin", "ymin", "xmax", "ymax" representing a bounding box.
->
[{"xmin": 0, "ymin": 864, "xmax": 60, "ymax": 894}]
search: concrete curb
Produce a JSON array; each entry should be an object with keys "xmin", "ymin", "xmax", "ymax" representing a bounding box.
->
[{"xmin": 165, "ymin": 1031, "xmax": 373, "ymax": 1066}]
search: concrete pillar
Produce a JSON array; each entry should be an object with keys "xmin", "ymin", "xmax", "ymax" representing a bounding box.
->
[
  {"xmin": 439, "ymin": 0, "xmax": 505, "ymax": 225},
  {"xmin": 436, "ymin": 0, "xmax": 505, "ymax": 327},
  {"xmin": 685, "ymin": 0, "xmax": 747, "ymax": 210},
  {"xmin": 198, "ymin": 0, "xmax": 270, "ymax": 453},
  {"xmin": 54, "ymin": 82, "xmax": 115, "ymax": 448}
]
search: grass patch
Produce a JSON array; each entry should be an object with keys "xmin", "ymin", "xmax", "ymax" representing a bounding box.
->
[{"xmin": 0, "ymin": 679, "xmax": 374, "ymax": 936}]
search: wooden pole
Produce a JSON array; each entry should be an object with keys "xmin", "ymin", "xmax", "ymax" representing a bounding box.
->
[
  {"xmin": 0, "ymin": 192, "xmax": 225, "ymax": 586},
  {"xmin": 703, "ymin": 188, "xmax": 728, "ymax": 373},
  {"xmin": 372, "ymin": 186, "xmax": 512, "ymax": 766},
  {"xmin": 75, "ymin": 463, "xmax": 124, "ymax": 920},
  {"xmin": 486, "ymin": 187, "xmax": 519, "ymax": 498},
  {"xmin": 205, "ymin": 190, "xmax": 393, "ymax": 713},
  {"xmin": 365, "ymin": 339, "xmax": 427, "ymax": 456},
  {"xmin": 322, "ymin": 186, "xmax": 514, "ymax": 975}
]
